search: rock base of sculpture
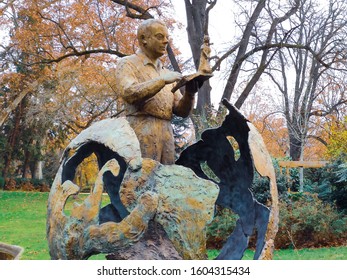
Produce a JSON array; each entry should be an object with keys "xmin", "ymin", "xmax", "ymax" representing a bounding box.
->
[
  {"xmin": 46, "ymin": 100, "xmax": 279, "ymax": 260},
  {"xmin": 0, "ymin": 242, "xmax": 24, "ymax": 260},
  {"xmin": 47, "ymin": 118, "xmax": 218, "ymax": 260},
  {"xmin": 106, "ymin": 221, "xmax": 182, "ymax": 260}
]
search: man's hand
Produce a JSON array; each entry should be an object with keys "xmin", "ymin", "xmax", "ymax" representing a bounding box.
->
[
  {"xmin": 160, "ymin": 71, "xmax": 183, "ymax": 84},
  {"xmin": 185, "ymin": 79, "xmax": 203, "ymax": 95}
]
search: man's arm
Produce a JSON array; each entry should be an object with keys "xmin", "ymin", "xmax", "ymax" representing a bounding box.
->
[
  {"xmin": 173, "ymin": 80, "xmax": 199, "ymax": 118},
  {"xmin": 123, "ymin": 78, "xmax": 166, "ymax": 105},
  {"xmin": 115, "ymin": 59, "xmax": 164, "ymax": 105}
]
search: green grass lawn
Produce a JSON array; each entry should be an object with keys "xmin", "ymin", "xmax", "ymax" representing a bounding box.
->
[
  {"xmin": 207, "ymin": 247, "xmax": 347, "ymax": 260},
  {"xmin": 0, "ymin": 191, "xmax": 49, "ymax": 259},
  {"xmin": 1, "ymin": 191, "xmax": 347, "ymax": 260}
]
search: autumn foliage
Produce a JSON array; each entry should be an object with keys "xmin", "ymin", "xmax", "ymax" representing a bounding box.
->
[
  {"xmin": 0, "ymin": 0, "xmax": 174, "ymax": 180},
  {"xmin": 1, "ymin": 0, "xmax": 346, "ymax": 189}
]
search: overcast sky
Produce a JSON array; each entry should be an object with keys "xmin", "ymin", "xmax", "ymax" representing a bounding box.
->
[{"xmin": 171, "ymin": 1, "xmax": 236, "ymax": 107}]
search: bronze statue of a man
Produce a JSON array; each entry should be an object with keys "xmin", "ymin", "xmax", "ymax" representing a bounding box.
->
[{"xmin": 115, "ymin": 19, "xmax": 198, "ymax": 164}]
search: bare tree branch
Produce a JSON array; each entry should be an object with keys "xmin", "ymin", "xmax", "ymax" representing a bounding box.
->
[
  {"xmin": 96, "ymin": 0, "xmax": 111, "ymax": 50},
  {"xmin": 211, "ymin": 42, "xmax": 241, "ymax": 72},
  {"xmin": 0, "ymin": 80, "xmax": 40, "ymax": 127},
  {"xmin": 309, "ymin": 99, "xmax": 347, "ymax": 117},
  {"xmin": 221, "ymin": 0, "xmax": 266, "ymax": 102},
  {"xmin": 39, "ymin": 49, "xmax": 128, "ymax": 64},
  {"xmin": 110, "ymin": 0, "xmax": 153, "ymax": 19},
  {"xmin": 240, "ymin": 43, "xmax": 330, "ymax": 70},
  {"xmin": 307, "ymin": 135, "xmax": 328, "ymax": 147},
  {"xmin": 204, "ymin": 0, "xmax": 217, "ymax": 35},
  {"xmin": 234, "ymin": 0, "xmax": 300, "ymax": 108}
]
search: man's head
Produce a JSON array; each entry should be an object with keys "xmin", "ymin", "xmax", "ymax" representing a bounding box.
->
[{"xmin": 137, "ymin": 19, "xmax": 169, "ymax": 60}]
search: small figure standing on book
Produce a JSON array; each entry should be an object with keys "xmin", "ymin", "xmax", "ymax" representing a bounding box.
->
[
  {"xmin": 171, "ymin": 35, "xmax": 213, "ymax": 93},
  {"xmin": 198, "ymin": 35, "xmax": 213, "ymax": 74}
]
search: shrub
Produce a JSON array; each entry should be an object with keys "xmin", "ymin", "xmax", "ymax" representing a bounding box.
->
[
  {"xmin": 275, "ymin": 193, "xmax": 347, "ymax": 249},
  {"xmin": 206, "ymin": 192, "xmax": 347, "ymax": 250},
  {"xmin": 332, "ymin": 162, "xmax": 347, "ymax": 213},
  {"xmin": 3, "ymin": 177, "xmax": 50, "ymax": 192},
  {"xmin": 336, "ymin": 163, "xmax": 347, "ymax": 182},
  {"xmin": 251, "ymin": 158, "xmax": 289, "ymax": 204},
  {"xmin": 0, "ymin": 176, "xmax": 4, "ymax": 189},
  {"xmin": 205, "ymin": 156, "xmax": 347, "ymax": 250},
  {"xmin": 304, "ymin": 156, "xmax": 347, "ymax": 213},
  {"xmin": 4, "ymin": 178, "xmax": 16, "ymax": 191},
  {"xmin": 206, "ymin": 207, "xmax": 237, "ymax": 249}
]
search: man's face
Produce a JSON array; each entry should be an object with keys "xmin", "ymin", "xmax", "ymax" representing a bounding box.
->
[{"xmin": 143, "ymin": 23, "xmax": 169, "ymax": 59}]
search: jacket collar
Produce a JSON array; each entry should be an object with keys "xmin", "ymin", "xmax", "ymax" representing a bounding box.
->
[{"xmin": 136, "ymin": 50, "xmax": 162, "ymax": 71}]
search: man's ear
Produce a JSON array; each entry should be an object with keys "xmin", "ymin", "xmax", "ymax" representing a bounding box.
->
[{"xmin": 140, "ymin": 35, "xmax": 147, "ymax": 46}]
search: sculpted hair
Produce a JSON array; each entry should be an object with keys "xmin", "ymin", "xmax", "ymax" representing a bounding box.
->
[{"xmin": 137, "ymin": 19, "xmax": 167, "ymax": 45}]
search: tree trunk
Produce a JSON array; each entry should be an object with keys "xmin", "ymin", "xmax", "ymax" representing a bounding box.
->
[
  {"xmin": 184, "ymin": 0, "xmax": 212, "ymax": 115},
  {"xmin": 22, "ymin": 148, "xmax": 31, "ymax": 179},
  {"xmin": 299, "ymin": 151, "xmax": 304, "ymax": 192},
  {"xmin": 2, "ymin": 100, "xmax": 25, "ymax": 178},
  {"xmin": 221, "ymin": 0, "xmax": 266, "ymax": 103},
  {"xmin": 288, "ymin": 132, "xmax": 302, "ymax": 161},
  {"xmin": 196, "ymin": 80, "xmax": 212, "ymax": 115},
  {"xmin": 33, "ymin": 161, "xmax": 43, "ymax": 180},
  {"xmin": 0, "ymin": 81, "xmax": 38, "ymax": 128}
]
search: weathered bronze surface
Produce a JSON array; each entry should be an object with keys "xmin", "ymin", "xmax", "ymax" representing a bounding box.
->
[
  {"xmin": 119, "ymin": 158, "xmax": 218, "ymax": 259},
  {"xmin": 47, "ymin": 159, "xmax": 159, "ymax": 259},
  {"xmin": 115, "ymin": 19, "xmax": 197, "ymax": 164},
  {"xmin": 47, "ymin": 118, "xmax": 219, "ymax": 259},
  {"xmin": 46, "ymin": 101, "xmax": 278, "ymax": 260},
  {"xmin": 198, "ymin": 35, "xmax": 213, "ymax": 74}
]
